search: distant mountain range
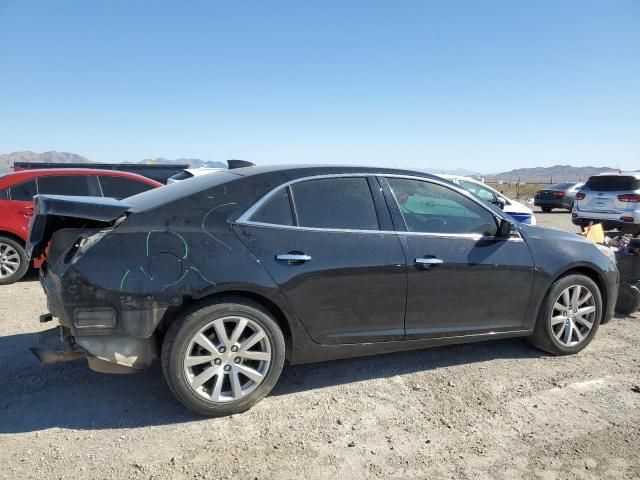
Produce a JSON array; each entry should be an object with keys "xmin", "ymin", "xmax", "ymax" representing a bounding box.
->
[
  {"xmin": 0, "ymin": 151, "xmax": 91, "ymax": 168},
  {"xmin": 0, "ymin": 151, "xmax": 226, "ymax": 171},
  {"xmin": 0, "ymin": 151, "xmax": 621, "ymax": 183},
  {"xmin": 488, "ymin": 165, "xmax": 619, "ymax": 183}
]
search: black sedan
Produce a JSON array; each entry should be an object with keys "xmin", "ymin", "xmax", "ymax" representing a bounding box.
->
[
  {"xmin": 27, "ymin": 165, "xmax": 617, "ymax": 416},
  {"xmin": 534, "ymin": 182, "xmax": 584, "ymax": 212}
]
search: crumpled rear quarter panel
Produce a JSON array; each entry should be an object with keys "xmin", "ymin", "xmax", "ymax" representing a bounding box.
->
[{"xmin": 43, "ymin": 174, "xmax": 291, "ymax": 339}]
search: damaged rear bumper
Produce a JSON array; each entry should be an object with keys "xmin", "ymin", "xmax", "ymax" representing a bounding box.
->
[
  {"xmin": 36, "ymin": 267, "xmax": 165, "ymax": 373},
  {"xmin": 31, "ymin": 323, "xmax": 158, "ymax": 374},
  {"xmin": 30, "ymin": 326, "xmax": 87, "ymax": 364}
]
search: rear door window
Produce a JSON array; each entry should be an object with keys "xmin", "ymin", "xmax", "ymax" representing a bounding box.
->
[
  {"xmin": 585, "ymin": 176, "xmax": 640, "ymax": 191},
  {"xmin": 98, "ymin": 175, "xmax": 155, "ymax": 199},
  {"xmin": 37, "ymin": 175, "xmax": 92, "ymax": 196},
  {"xmin": 250, "ymin": 188, "xmax": 294, "ymax": 226},
  {"xmin": 9, "ymin": 180, "xmax": 37, "ymax": 201},
  {"xmin": 290, "ymin": 177, "xmax": 380, "ymax": 230}
]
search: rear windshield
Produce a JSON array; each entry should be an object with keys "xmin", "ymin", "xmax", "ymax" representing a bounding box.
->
[
  {"xmin": 549, "ymin": 183, "xmax": 573, "ymax": 190},
  {"xmin": 585, "ymin": 176, "xmax": 640, "ymax": 192},
  {"xmin": 125, "ymin": 171, "xmax": 239, "ymax": 212}
]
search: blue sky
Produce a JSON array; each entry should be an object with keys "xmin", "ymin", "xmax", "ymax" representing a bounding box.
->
[{"xmin": 0, "ymin": 0, "xmax": 638, "ymax": 172}]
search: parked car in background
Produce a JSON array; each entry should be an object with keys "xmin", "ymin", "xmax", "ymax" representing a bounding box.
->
[
  {"xmin": 436, "ymin": 174, "xmax": 536, "ymax": 225},
  {"xmin": 28, "ymin": 165, "xmax": 616, "ymax": 416},
  {"xmin": 14, "ymin": 161, "xmax": 188, "ymax": 184},
  {"xmin": 167, "ymin": 167, "xmax": 225, "ymax": 184},
  {"xmin": 0, "ymin": 168, "xmax": 161, "ymax": 284},
  {"xmin": 167, "ymin": 160, "xmax": 255, "ymax": 184},
  {"xmin": 572, "ymin": 172, "xmax": 640, "ymax": 233},
  {"xmin": 534, "ymin": 182, "xmax": 584, "ymax": 212}
]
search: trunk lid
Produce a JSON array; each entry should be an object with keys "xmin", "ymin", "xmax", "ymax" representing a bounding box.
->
[{"xmin": 26, "ymin": 195, "xmax": 131, "ymax": 260}]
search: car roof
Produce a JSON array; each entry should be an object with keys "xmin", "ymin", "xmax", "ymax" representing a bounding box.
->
[
  {"xmin": 124, "ymin": 164, "xmax": 460, "ymax": 212},
  {"xmin": 0, "ymin": 168, "xmax": 162, "ymax": 188},
  {"xmin": 225, "ymin": 164, "xmax": 446, "ymax": 180}
]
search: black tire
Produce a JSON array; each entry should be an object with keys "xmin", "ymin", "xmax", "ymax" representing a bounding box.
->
[
  {"xmin": 541, "ymin": 207, "xmax": 552, "ymax": 213},
  {"xmin": 161, "ymin": 295, "xmax": 286, "ymax": 416},
  {"xmin": 0, "ymin": 236, "xmax": 29, "ymax": 285},
  {"xmin": 615, "ymin": 284, "xmax": 640, "ymax": 315},
  {"xmin": 529, "ymin": 274, "xmax": 602, "ymax": 355}
]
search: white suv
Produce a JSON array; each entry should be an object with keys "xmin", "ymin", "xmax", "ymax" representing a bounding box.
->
[{"xmin": 572, "ymin": 172, "xmax": 640, "ymax": 233}]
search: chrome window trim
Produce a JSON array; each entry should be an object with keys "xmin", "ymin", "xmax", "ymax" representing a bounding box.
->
[
  {"xmin": 236, "ymin": 220, "xmax": 524, "ymax": 242},
  {"xmin": 235, "ymin": 172, "xmax": 521, "ymax": 240},
  {"xmin": 237, "ymin": 173, "xmax": 374, "ymax": 224}
]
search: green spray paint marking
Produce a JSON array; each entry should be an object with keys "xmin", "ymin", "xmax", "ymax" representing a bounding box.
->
[
  {"xmin": 146, "ymin": 230, "xmax": 189, "ymax": 259},
  {"xmin": 201, "ymin": 202, "xmax": 237, "ymax": 251},
  {"xmin": 159, "ymin": 269, "xmax": 190, "ymax": 291},
  {"xmin": 119, "ymin": 269, "xmax": 130, "ymax": 290},
  {"xmin": 189, "ymin": 267, "xmax": 216, "ymax": 285}
]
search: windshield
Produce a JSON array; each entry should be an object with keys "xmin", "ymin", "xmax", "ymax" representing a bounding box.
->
[{"xmin": 457, "ymin": 180, "xmax": 496, "ymax": 202}]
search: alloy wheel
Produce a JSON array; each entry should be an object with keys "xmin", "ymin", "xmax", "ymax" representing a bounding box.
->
[
  {"xmin": 0, "ymin": 242, "xmax": 21, "ymax": 279},
  {"xmin": 183, "ymin": 316, "xmax": 272, "ymax": 402},
  {"xmin": 550, "ymin": 285, "xmax": 597, "ymax": 347}
]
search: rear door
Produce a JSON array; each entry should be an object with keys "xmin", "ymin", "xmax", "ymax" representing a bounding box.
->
[
  {"xmin": 381, "ymin": 176, "xmax": 534, "ymax": 338},
  {"xmin": 235, "ymin": 175, "xmax": 407, "ymax": 345},
  {"xmin": 5, "ymin": 179, "xmax": 38, "ymax": 237},
  {"xmin": 96, "ymin": 175, "xmax": 156, "ymax": 199},
  {"xmin": 36, "ymin": 174, "xmax": 93, "ymax": 197}
]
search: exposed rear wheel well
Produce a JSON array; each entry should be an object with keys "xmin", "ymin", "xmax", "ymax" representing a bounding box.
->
[{"xmin": 160, "ymin": 291, "xmax": 293, "ymax": 358}]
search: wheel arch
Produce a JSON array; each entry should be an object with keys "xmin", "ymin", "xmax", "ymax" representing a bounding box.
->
[
  {"xmin": 159, "ymin": 288, "xmax": 298, "ymax": 360},
  {"xmin": 0, "ymin": 230, "xmax": 26, "ymax": 247},
  {"xmin": 551, "ymin": 265, "xmax": 610, "ymax": 322}
]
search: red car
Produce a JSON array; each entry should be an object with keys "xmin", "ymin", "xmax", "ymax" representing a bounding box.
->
[{"xmin": 0, "ymin": 168, "xmax": 161, "ymax": 284}]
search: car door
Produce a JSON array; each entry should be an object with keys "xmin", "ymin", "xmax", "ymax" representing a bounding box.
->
[
  {"xmin": 96, "ymin": 175, "xmax": 157, "ymax": 199},
  {"xmin": 234, "ymin": 175, "xmax": 407, "ymax": 345},
  {"xmin": 36, "ymin": 174, "xmax": 93, "ymax": 197},
  {"xmin": 6, "ymin": 179, "xmax": 38, "ymax": 237},
  {"xmin": 381, "ymin": 176, "xmax": 535, "ymax": 339}
]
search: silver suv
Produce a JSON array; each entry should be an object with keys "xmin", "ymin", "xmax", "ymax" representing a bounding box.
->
[{"xmin": 572, "ymin": 172, "xmax": 640, "ymax": 233}]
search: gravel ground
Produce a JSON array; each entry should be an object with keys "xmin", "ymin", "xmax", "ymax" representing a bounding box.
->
[{"xmin": 1, "ymin": 210, "xmax": 639, "ymax": 480}]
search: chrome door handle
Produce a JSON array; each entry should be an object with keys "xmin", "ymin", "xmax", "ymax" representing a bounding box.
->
[
  {"xmin": 414, "ymin": 257, "xmax": 444, "ymax": 268},
  {"xmin": 276, "ymin": 253, "xmax": 312, "ymax": 263}
]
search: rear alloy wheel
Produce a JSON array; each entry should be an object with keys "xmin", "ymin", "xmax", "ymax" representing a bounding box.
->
[
  {"xmin": 541, "ymin": 207, "xmax": 552, "ymax": 213},
  {"xmin": 0, "ymin": 236, "xmax": 28, "ymax": 285},
  {"xmin": 529, "ymin": 274, "xmax": 602, "ymax": 355},
  {"xmin": 162, "ymin": 296, "xmax": 285, "ymax": 416}
]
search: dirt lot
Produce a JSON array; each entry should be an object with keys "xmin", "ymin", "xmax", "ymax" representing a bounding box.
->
[{"xmin": 1, "ymin": 211, "xmax": 639, "ymax": 480}]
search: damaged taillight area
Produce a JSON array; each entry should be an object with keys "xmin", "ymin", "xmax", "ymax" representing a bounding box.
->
[{"xmin": 26, "ymin": 194, "xmax": 130, "ymax": 262}]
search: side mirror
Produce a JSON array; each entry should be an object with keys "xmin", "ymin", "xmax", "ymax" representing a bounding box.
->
[
  {"xmin": 493, "ymin": 197, "xmax": 506, "ymax": 210},
  {"xmin": 496, "ymin": 218, "xmax": 513, "ymax": 238}
]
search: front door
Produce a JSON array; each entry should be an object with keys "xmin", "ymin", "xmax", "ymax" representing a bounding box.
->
[
  {"xmin": 235, "ymin": 175, "xmax": 407, "ymax": 345},
  {"xmin": 382, "ymin": 176, "xmax": 535, "ymax": 339}
]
